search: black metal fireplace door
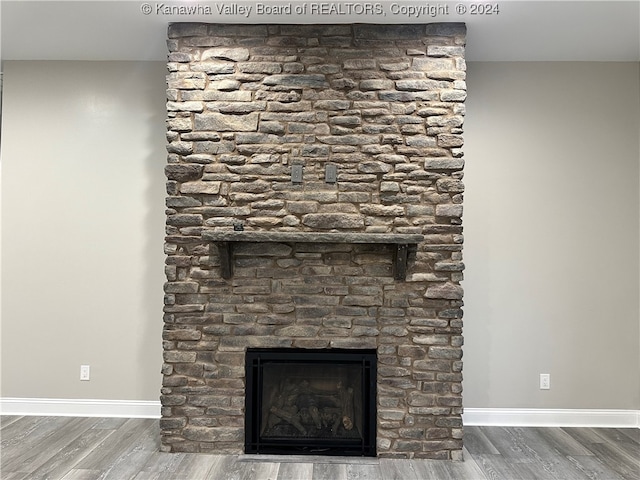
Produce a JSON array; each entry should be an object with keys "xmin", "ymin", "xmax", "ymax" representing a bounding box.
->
[{"xmin": 245, "ymin": 348, "xmax": 377, "ymax": 456}]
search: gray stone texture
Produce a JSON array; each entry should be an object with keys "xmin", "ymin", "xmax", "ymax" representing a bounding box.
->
[{"xmin": 163, "ymin": 23, "xmax": 466, "ymax": 459}]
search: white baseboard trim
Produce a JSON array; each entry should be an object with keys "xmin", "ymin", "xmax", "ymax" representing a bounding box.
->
[
  {"xmin": 0, "ymin": 397, "xmax": 161, "ymax": 418},
  {"xmin": 463, "ymin": 408, "xmax": 640, "ymax": 428},
  {"xmin": 1, "ymin": 399, "xmax": 638, "ymax": 428}
]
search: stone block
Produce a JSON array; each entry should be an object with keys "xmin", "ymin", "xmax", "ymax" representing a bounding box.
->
[
  {"xmin": 413, "ymin": 359, "xmax": 451, "ymax": 372},
  {"xmin": 167, "ymin": 72, "xmax": 206, "ymax": 90},
  {"xmin": 440, "ymin": 90, "xmax": 467, "ymax": 102},
  {"xmin": 301, "ymin": 144, "xmax": 330, "ymax": 157},
  {"xmin": 167, "ymin": 142, "xmax": 193, "ymax": 155},
  {"xmin": 168, "ymin": 23, "xmax": 208, "ymax": 38},
  {"xmin": 184, "ymin": 426, "xmax": 243, "ymax": 442},
  {"xmin": 211, "ymin": 101, "xmax": 266, "ymax": 114},
  {"xmin": 378, "ymin": 91, "xmax": 418, "ymax": 102},
  {"xmin": 404, "ymin": 136, "xmax": 436, "ymax": 148},
  {"xmin": 354, "ymin": 23, "xmax": 425, "ymax": 39},
  {"xmin": 357, "ymin": 161, "xmax": 393, "ymax": 174},
  {"xmin": 179, "ymin": 181, "xmax": 221, "ymax": 195},
  {"xmin": 394, "ymin": 440, "xmax": 422, "ymax": 452},
  {"xmin": 434, "ymin": 261, "xmax": 465, "ymax": 272},
  {"xmin": 395, "ymin": 79, "xmax": 440, "ymax": 91},
  {"xmin": 380, "ymin": 61, "xmax": 410, "ymax": 71},
  {"xmin": 238, "ymin": 62, "xmax": 282, "ymax": 74},
  {"xmin": 203, "ymin": 90, "xmax": 252, "ymax": 102},
  {"xmin": 398, "ymin": 345, "xmax": 427, "ymax": 358},
  {"xmin": 192, "ymin": 62, "xmax": 235, "ymax": 74},
  {"xmin": 160, "ymin": 394, "xmax": 187, "ymax": 406},
  {"xmin": 195, "ymin": 113, "xmax": 259, "ymax": 132},
  {"xmin": 424, "ymin": 282, "xmax": 464, "ymax": 300},
  {"xmin": 427, "ymin": 115, "xmax": 464, "ymax": 128},
  {"xmin": 435, "ymin": 417, "xmax": 463, "ymax": 428},
  {"xmin": 331, "ymin": 78, "xmax": 358, "ymax": 90},
  {"xmin": 427, "ymin": 46, "xmax": 465, "ymax": 57},
  {"xmin": 201, "ymin": 47, "xmax": 250, "ymax": 62},
  {"xmin": 275, "ymin": 325, "xmax": 320, "ymax": 337},
  {"xmin": 162, "ymin": 376, "xmax": 187, "ymax": 387},
  {"xmin": 302, "ymin": 213, "xmax": 364, "ymax": 229},
  {"xmin": 425, "ymin": 22, "xmax": 466, "ymax": 36},
  {"xmin": 429, "ymin": 347, "xmax": 463, "ymax": 360},
  {"xmin": 399, "ymin": 427, "xmax": 425, "ymax": 439},
  {"xmin": 259, "ymin": 121, "xmax": 285, "ymax": 134},
  {"xmin": 378, "ymin": 438, "xmax": 392, "ymax": 450},
  {"xmin": 166, "ymin": 214, "xmax": 203, "ymax": 227},
  {"xmin": 330, "ymin": 116, "xmax": 361, "ymax": 127},
  {"xmin": 263, "ymin": 74, "xmax": 328, "ymax": 88},
  {"xmin": 436, "ymin": 178, "xmax": 465, "ymax": 192},
  {"xmin": 360, "ymin": 79, "xmax": 395, "ymax": 91},
  {"xmin": 360, "ymin": 204, "xmax": 404, "ymax": 217},
  {"xmin": 408, "ymin": 392, "xmax": 437, "ymax": 407},
  {"xmin": 352, "ymin": 326, "xmax": 379, "ymax": 337},
  {"xmin": 209, "ymin": 79, "xmax": 241, "ymax": 91},
  {"xmin": 165, "ymin": 165, "xmax": 203, "ymax": 182},
  {"xmin": 314, "ymin": 100, "xmax": 351, "ymax": 110},
  {"xmin": 379, "ymin": 409, "xmax": 406, "ymax": 421},
  {"xmin": 412, "ymin": 335, "xmax": 449, "ymax": 346},
  {"xmin": 380, "ymin": 326, "xmax": 408, "ymax": 337},
  {"xmin": 437, "ymin": 134, "xmax": 464, "ymax": 147},
  {"xmin": 160, "ymin": 418, "xmax": 187, "ymax": 430},
  {"xmin": 167, "ymin": 118, "xmax": 193, "ymax": 132},
  {"xmin": 330, "ymin": 338, "xmax": 377, "ymax": 349},
  {"xmin": 379, "ymin": 366, "xmax": 411, "ymax": 377},
  {"xmin": 194, "ymin": 141, "xmax": 236, "ymax": 155},
  {"xmin": 163, "ymin": 329, "xmax": 202, "ymax": 341},
  {"xmin": 165, "ymin": 282, "xmax": 199, "ymax": 294},
  {"xmin": 316, "ymin": 134, "xmax": 379, "ymax": 145},
  {"xmin": 167, "ymin": 101, "xmax": 204, "ymax": 112},
  {"xmin": 173, "ymin": 363, "xmax": 204, "ymax": 377},
  {"xmin": 163, "ymin": 351, "xmax": 197, "ymax": 363},
  {"xmin": 342, "ymin": 58, "xmax": 377, "ymax": 69},
  {"xmin": 343, "ymin": 295, "xmax": 382, "ymax": 307},
  {"xmin": 435, "ymin": 204, "xmax": 463, "ymax": 218},
  {"xmin": 437, "ymin": 396, "xmax": 463, "ymax": 407}
]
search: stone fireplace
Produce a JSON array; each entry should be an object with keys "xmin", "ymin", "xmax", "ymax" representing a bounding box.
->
[{"xmin": 161, "ymin": 23, "xmax": 466, "ymax": 460}]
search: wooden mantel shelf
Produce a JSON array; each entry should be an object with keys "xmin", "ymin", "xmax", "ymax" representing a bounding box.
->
[
  {"xmin": 202, "ymin": 230, "xmax": 424, "ymax": 281},
  {"xmin": 202, "ymin": 230, "xmax": 423, "ymax": 244}
]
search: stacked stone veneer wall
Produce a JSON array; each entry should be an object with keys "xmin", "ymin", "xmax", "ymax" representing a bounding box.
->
[{"xmin": 162, "ymin": 23, "xmax": 466, "ymax": 460}]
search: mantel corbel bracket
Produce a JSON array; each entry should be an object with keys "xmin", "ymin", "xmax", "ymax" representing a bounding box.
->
[
  {"xmin": 216, "ymin": 242, "xmax": 234, "ymax": 279},
  {"xmin": 393, "ymin": 243, "xmax": 409, "ymax": 281}
]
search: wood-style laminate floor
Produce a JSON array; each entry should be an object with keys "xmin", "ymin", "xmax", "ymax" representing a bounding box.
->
[{"xmin": 1, "ymin": 416, "xmax": 638, "ymax": 479}]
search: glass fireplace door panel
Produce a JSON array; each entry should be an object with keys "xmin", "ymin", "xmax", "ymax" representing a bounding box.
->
[{"xmin": 261, "ymin": 363, "xmax": 363, "ymax": 440}]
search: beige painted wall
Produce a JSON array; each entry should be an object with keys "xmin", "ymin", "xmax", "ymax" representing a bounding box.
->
[
  {"xmin": 1, "ymin": 61, "xmax": 167, "ymax": 400},
  {"xmin": 1, "ymin": 60, "xmax": 638, "ymax": 409},
  {"xmin": 463, "ymin": 62, "xmax": 640, "ymax": 409}
]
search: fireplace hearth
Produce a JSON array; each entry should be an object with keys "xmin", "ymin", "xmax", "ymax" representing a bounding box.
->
[{"xmin": 245, "ymin": 349, "xmax": 377, "ymax": 456}]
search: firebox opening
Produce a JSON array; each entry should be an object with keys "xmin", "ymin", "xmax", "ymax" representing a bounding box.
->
[{"xmin": 245, "ymin": 348, "xmax": 377, "ymax": 457}]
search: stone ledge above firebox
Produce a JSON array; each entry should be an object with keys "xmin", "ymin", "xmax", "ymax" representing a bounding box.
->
[{"xmin": 203, "ymin": 230, "xmax": 424, "ymax": 281}]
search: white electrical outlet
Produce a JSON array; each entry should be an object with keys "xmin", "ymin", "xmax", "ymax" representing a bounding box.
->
[
  {"xmin": 80, "ymin": 365, "xmax": 91, "ymax": 381},
  {"xmin": 540, "ymin": 373, "xmax": 550, "ymax": 390}
]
